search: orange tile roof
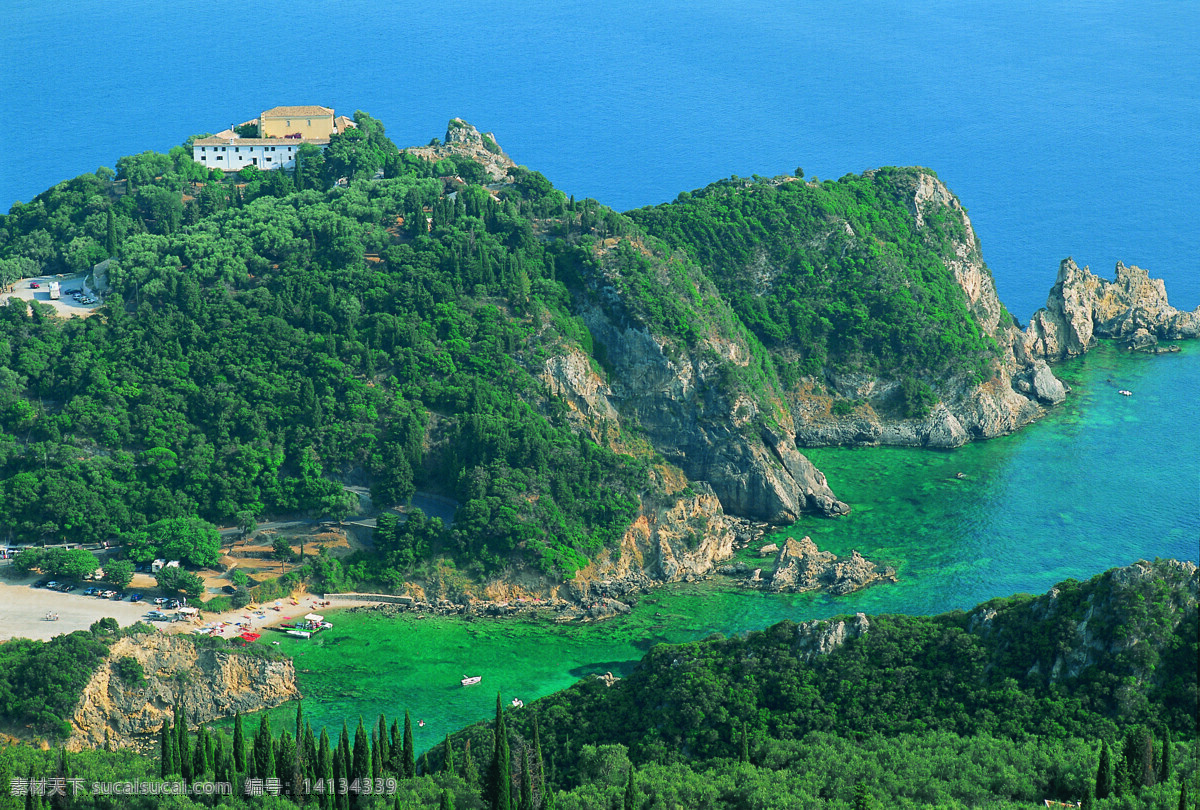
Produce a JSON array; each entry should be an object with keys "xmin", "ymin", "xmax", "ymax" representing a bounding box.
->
[{"xmin": 260, "ymin": 105, "xmax": 334, "ymax": 118}]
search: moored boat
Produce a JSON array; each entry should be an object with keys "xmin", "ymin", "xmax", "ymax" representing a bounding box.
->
[{"xmin": 461, "ymin": 675, "xmax": 482, "ymax": 686}]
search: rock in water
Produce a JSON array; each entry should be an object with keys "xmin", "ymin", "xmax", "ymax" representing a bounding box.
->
[{"xmin": 765, "ymin": 537, "xmax": 896, "ymax": 595}]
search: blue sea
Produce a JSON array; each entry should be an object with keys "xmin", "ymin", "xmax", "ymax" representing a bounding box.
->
[{"xmin": 3, "ymin": 1, "xmax": 1197, "ymax": 321}]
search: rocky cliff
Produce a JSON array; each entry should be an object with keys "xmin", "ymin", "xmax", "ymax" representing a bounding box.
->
[
  {"xmin": 1020, "ymin": 258, "xmax": 1200, "ymax": 361},
  {"xmin": 966, "ymin": 559, "xmax": 1198, "ymax": 714},
  {"xmin": 789, "ymin": 174, "xmax": 1195, "ymax": 450},
  {"xmin": 572, "ymin": 301, "xmax": 848, "ymax": 523},
  {"xmin": 404, "ymin": 118, "xmax": 516, "ymax": 181},
  {"xmin": 67, "ymin": 633, "xmax": 298, "ymax": 751}
]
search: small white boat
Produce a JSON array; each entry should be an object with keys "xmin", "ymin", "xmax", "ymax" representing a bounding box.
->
[
  {"xmin": 511, "ymin": 698, "xmax": 524, "ymax": 708},
  {"xmin": 287, "ymin": 630, "xmax": 312, "ymax": 639},
  {"xmin": 1118, "ymin": 390, "xmax": 1132, "ymax": 396},
  {"xmin": 461, "ymin": 675, "xmax": 482, "ymax": 686}
]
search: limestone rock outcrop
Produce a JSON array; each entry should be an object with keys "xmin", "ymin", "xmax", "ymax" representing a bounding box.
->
[
  {"xmin": 578, "ymin": 305, "xmax": 848, "ymax": 522},
  {"xmin": 403, "ymin": 118, "xmax": 516, "ymax": 181},
  {"xmin": 765, "ymin": 537, "xmax": 896, "ymax": 595},
  {"xmin": 68, "ymin": 633, "xmax": 298, "ymax": 751},
  {"xmin": 795, "ymin": 612, "xmax": 871, "ymax": 662},
  {"xmin": 1020, "ymin": 259, "xmax": 1200, "ymax": 361},
  {"xmin": 568, "ymin": 482, "xmax": 739, "ymax": 599}
]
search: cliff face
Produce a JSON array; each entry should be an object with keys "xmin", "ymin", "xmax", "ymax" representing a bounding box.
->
[
  {"xmin": 1020, "ymin": 258, "xmax": 1200, "ymax": 361},
  {"xmin": 67, "ymin": 633, "xmax": 298, "ymax": 751},
  {"xmin": 792, "ymin": 172, "xmax": 1055, "ymax": 448},
  {"xmin": 575, "ymin": 304, "xmax": 847, "ymax": 523}
]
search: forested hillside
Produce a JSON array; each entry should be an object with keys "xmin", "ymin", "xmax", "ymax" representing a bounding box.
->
[
  {"xmin": 628, "ymin": 169, "xmax": 1001, "ymax": 390},
  {"xmin": 0, "ymin": 561, "xmax": 1193, "ymax": 809},
  {"xmin": 1, "ymin": 113, "xmax": 1035, "ymax": 591}
]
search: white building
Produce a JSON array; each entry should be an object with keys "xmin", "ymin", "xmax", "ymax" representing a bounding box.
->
[
  {"xmin": 192, "ymin": 129, "xmax": 325, "ymax": 172},
  {"xmin": 191, "ymin": 107, "xmax": 357, "ymax": 172}
]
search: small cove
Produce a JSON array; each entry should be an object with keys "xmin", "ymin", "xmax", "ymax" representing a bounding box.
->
[{"xmin": 228, "ymin": 341, "xmax": 1199, "ymax": 748}]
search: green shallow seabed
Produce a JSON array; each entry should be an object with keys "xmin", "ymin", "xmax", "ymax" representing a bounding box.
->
[{"xmin": 226, "ymin": 341, "xmax": 1200, "ymax": 749}]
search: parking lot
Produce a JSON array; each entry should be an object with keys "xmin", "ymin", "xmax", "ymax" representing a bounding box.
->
[
  {"xmin": 0, "ymin": 272, "xmax": 103, "ymax": 317},
  {"xmin": 0, "ymin": 574, "xmax": 163, "ymax": 641}
]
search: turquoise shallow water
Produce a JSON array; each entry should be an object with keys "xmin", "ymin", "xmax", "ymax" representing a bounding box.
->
[{"xmin": 229, "ymin": 341, "xmax": 1198, "ymax": 750}]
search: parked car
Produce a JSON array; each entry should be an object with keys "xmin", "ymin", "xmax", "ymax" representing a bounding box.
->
[
  {"xmin": 33, "ymin": 579, "xmax": 50, "ymax": 588},
  {"xmin": 130, "ymin": 593, "xmax": 142, "ymax": 602},
  {"xmin": 58, "ymin": 583, "xmax": 76, "ymax": 592},
  {"xmin": 45, "ymin": 581, "xmax": 58, "ymax": 589},
  {"xmin": 83, "ymin": 587, "xmax": 98, "ymax": 596},
  {"xmin": 29, "ymin": 282, "xmax": 40, "ymax": 289},
  {"xmin": 146, "ymin": 610, "xmax": 168, "ymax": 621},
  {"xmin": 113, "ymin": 592, "xmax": 126, "ymax": 600},
  {"xmin": 153, "ymin": 597, "xmax": 166, "ymax": 605}
]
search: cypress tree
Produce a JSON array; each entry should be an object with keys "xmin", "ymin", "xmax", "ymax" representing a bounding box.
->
[
  {"xmin": 233, "ymin": 712, "xmax": 246, "ymax": 774},
  {"xmin": 254, "ymin": 714, "xmax": 275, "ymax": 781},
  {"xmin": 1160, "ymin": 727, "xmax": 1172, "ymax": 785},
  {"xmin": 178, "ymin": 705, "xmax": 192, "ymax": 781},
  {"xmin": 532, "ymin": 716, "xmax": 545, "ymax": 796},
  {"xmin": 104, "ymin": 727, "xmax": 111, "ymax": 752},
  {"xmin": 160, "ymin": 721, "xmax": 173, "ymax": 777},
  {"xmin": 331, "ymin": 741, "xmax": 346, "ymax": 810},
  {"xmin": 439, "ymin": 789, "xmax": 455, "ymax": 810},
  {"xmin": 338, "ymin": 722, "xmax": 352, "ymax": 810},
  {"xmin": 305, "ymin": 723, "xmax": 317, "ymax": 783},
  {"xmin": 352, "ymin": 719, "xmax": 371, "ymax": 806},
  {"xmin": 296, "ymin": 701, "xmax": 304, "ymax": 744},
  {"xmin": 402, "ymin": 711, "xmax": 415, "ymax": 778},
  {"xmin": 1096, "ymin": 740, "xmax": 1114, "ymax": 799},
  {"xmin": 623, "ymin": 764, "xmax": 636, "ymax": 810},
  {"xmin": 105, "ymin": 208, "xmax": 117, "ymax": 256},
  {"xmin": 444, "ymin": 735, "xmax": 456, "ymax": 775},
  {"xmin": 192, "ymin": 724, "xmax": 208, "ymax": 778},
  {"xmin": 371, "ymin": 728, "xmax": 382, "ymax": 781},
  {"xmin": 389, "ymin": 719, "xmax": 401, "ymax": 772},
  {"xmin": 1179, "ymin": 781, "xmax": 1189, "ymax": 810},
  {"xmin": 377, "ymin": 715, "xmax": 389, "ymax": 767},
  {"xmin": 852, "ymin": 783, "xmax": 873, "ymax": 810},
  {"xmin": 739, "ymin": 721, "xmax": 749, "ymax": 763},
  {"xmin": 317, "ymin": 728, "xmax": 333, "ymax": 810},
  {"xmin": 519, "ymin": 751, "xmax": 532, "ymax": 810},
  {"xmin": 489, "ymin": 694, "xmax": 512, "ymax": 810},
  {"xmin": 463, "ymin": 739, "xmax": 479, "ymax": 788},
  {"xmin": 419, "ymin": 752, "xmax": 429, "ymax": 778}
]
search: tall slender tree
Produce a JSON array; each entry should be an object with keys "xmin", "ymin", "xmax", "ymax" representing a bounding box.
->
[
  {"xmin": 1159, "ymin": 727, "xmax": 1173, "ymax": 785},
  {"xmin": 253, "ymin": 714, "xmax": 275, "ymax": 781},
  {"xmin": 489, "ymin": 695, "xmax": 512, "ymax": 810},
  {"xmin": 178, "ymin": 705, "xmax": 192, "ymax": 781},
  {"xmin": 402, "ymin": 711, "xmax": 415, "ymax": 778},
  {"xmin": 443, "ymin": 735, "xmax": 456, "ymax": 775},
  {"xmin": 440, "ymin": 790, "xmax": 455, "ymax": 810},
  {"xmin": 377, "ymin": 715, "xmax": 389, "ymax": 767},
  {"xmin": 371, "ymin": 728, "xmax": 382, "ymax": 781},
  {"xmin": 316, "ymin": 728, "xmax": 333, "ymax": 810},
  {"xmin": 623, "ymin": 764, "xmax": 636, "ymax": 810},
  {"xmin": 233, "ymin": 712, "xmax": 247, "ymax": 774},
  {"xmin": 160, "ymin": 720, "xmax": 174, "ymax": 778},
  {"xmin": 352, "ymin": 719, "xmax": 371, "ymax": 808},
  {"xmin": 1096, "ymin": 740, "xmax": 1114, "ymax": 800},
  {"xmin": 532, "ymin": 717, "xmax": 545, "ymax": 798},
  {"xmin": 463, "ymin": 739, "xmax": 479, "ymax": 788},
  {"xmin": 519, "ymin": 750, "xmax": 532, "ymax": 810}
]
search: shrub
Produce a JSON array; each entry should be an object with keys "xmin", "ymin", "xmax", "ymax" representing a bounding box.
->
[{"xmin": 113, "ymin": 656, "xmax": 145, "ymax": 685}]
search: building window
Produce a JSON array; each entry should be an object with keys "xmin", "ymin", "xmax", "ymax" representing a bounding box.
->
[
  {"xmin": 307, "ymin": 119, "xmax": 312, "ymax": 125},
  {"xmin": 216, "ymin": 156, "xmax": 223, "ymax": 161},
  {"xmin": 286, "ymin": 120, "xmax": 291, "ymax": 126}
]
